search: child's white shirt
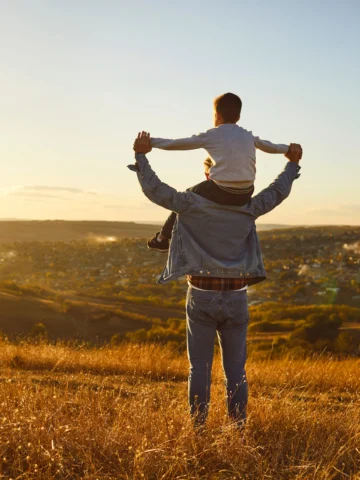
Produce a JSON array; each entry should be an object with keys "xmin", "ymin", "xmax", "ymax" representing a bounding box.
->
[{"xmin": 151, "ymin": 124, "xmax": 289, "ymax": 188}]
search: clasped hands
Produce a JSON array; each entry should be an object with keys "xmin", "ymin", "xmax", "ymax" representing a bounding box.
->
[
  {"xmin": 286, "ymin": 143, "xmax": 302, "ymax": 162},
  {"xmin": 133, "ymin": 132, "xmax": 152, "ymax": 154}
]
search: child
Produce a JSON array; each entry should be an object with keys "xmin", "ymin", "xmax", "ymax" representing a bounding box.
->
[{"xmin": 148, "ymin": 92, "xmax": 295, "ymax": 252}]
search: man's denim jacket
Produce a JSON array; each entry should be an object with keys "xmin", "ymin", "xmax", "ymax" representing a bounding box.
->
[{"xmin": 129, "ymin": 154, "xmax": 300, "ymax": 285}]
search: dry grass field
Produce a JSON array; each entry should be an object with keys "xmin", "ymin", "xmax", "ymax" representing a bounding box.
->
[{"xmin": 0, "ymin": 341, "xmax": 359, "ymax": 479}]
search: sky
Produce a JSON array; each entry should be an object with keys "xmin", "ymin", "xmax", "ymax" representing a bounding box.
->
[{"xmin": 1, "ymin": 0, "xmax": 359, "ymax": 225}]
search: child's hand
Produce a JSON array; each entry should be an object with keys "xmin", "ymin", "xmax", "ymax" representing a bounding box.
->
[
  {"xmin": 286, "ymin": 143, "xmax": 302, "ymax": 162},
  {"xmin": 133, "ymin": 131, "xmax": 152, "ymax": 154}
]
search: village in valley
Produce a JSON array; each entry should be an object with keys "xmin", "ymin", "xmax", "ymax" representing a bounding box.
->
[
  {"xmin": 0, "ymin": 223, "xmax": 360, "ymax": 353},
  {"xmin": 1, "ymin": 225, "xmax": 360, "ymax": 305}
]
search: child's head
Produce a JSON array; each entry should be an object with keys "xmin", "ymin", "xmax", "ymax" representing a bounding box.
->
[{"xmin": 213, "ymin": 93, "xmax": 242, "ymax": 126}]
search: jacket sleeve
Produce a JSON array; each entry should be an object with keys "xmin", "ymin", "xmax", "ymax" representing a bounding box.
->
[
  {"xmin": 128, "ymin": 153, "xmax": 193, "ymax": 214},
  {"xmin": 254, "ymin": 136, "xmax": 289, "ymax": 154},
  {"xmin": 250, "ymin": 162, "xmax": 301, "ymax": 218},
  {"xmin": 151, "ymin": 131, "xmax": 208, "ymax": 151}
]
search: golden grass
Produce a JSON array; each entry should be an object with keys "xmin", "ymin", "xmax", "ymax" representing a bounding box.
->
[{"xmin": 0, "ymin": 340, "xmax": 359, "ymax": 479}]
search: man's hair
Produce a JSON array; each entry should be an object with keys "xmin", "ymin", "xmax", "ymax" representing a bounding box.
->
[
  {"xmin": 213, "ymin": 93, "xmax": 242, "ymax": 123},
  {"xmin": 204, "ymin": 157, "xmax": 213, "ymax": 172}
]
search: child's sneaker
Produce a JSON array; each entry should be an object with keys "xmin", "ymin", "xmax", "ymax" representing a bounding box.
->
[{"xmin": 147, "ymin": 233, "xmax": 169, "ymax": 252}]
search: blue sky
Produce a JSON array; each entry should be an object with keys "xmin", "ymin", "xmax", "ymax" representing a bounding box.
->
[{"xmin": 1, "ymin": 0, "xmax": 359, "ymax": 224}]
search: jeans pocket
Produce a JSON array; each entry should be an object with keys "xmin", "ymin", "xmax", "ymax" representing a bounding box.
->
[
  {"xmin": 187, "ymin": 292, "xmax": 214, "ymax": 325},
  {"xmin": 227, "ymin": 297, "xmax": 249, "ymax": 326}
]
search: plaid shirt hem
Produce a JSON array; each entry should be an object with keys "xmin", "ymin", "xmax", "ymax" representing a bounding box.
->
[{"xmin": 187, "ymin": 275, "xmax": 252, "ymax": 291}]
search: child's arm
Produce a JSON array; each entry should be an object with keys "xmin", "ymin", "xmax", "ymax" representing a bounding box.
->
[
  {"xmin": 129, "ymin": 132, "xmax": 193, "ymax": 214},
  {"xmin": 254, "ymin": 136, "xmax": 289, "ymax": 154},
  {"xmin": 151, "ymin": 132, "xmax": 209, "ymax": 151}
]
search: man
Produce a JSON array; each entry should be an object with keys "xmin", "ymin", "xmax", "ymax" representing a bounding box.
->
[{"xmin": 129, "ymin": 132, "xmax": 302, "ymax": 427}]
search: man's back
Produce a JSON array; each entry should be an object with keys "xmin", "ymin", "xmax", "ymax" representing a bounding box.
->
[
  {"xmin": 128, "ymin": 152, "xmax": 300, "ymax": 284},
  {"xmin": 159, "ymin": 194, "xmax": 264, "ymax": 284}
]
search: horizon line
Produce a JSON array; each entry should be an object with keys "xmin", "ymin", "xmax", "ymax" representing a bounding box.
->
[{"xmin": 0, "ymin": 218, "xmax": 360, "ymax": 228}]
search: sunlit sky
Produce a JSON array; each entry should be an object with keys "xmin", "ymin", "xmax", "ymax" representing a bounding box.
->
[{"xmin": 1, "ymin": 1, "xmax": 359, "ymax": 225}]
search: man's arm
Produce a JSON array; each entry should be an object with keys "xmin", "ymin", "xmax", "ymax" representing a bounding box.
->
[
  {"xmin": 250, "ymin": 153, "xmax": 301, "ymax": 218},
  {"xmin": 129, "ymin": 133, "xmax": 192, "ymax": 214},
  {"xmin": 254, "ymin": 136, "xmax": 289, "ymax": 154},
  {"xmin": 151, "ymin": 131, "xmax": 209, "ymax": 151}
]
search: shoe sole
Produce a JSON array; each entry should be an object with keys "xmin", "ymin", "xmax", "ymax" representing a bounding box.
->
[{"xmin": 147, "ymin": 246, "xmax": 169, "ymax": 253}]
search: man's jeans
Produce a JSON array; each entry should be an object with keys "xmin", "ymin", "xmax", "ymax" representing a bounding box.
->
[{"xmin": 186, "ymin": 286, "xmax": 249, "ymax": 426}]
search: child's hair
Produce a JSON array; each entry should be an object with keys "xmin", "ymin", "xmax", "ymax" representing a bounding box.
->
[
  {"xmin": 213, "ymin": 93, "xmax": 242, "ymax": 123},
  {"xmin": 204, "ymin": 157, "xmax": 213, "ymax": 172}
]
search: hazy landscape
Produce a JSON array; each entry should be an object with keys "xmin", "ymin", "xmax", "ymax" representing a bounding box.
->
[
  {"xmin": 0, "ymin": 220, "xmax": 288, "ymax": 243},
  {"xmin": 1, "ymin": 222, "xmax": 359, "ymax": 352},
  {"xmin": 1, "ymin": 216, "xmax": 360, "ymax": 479},
  {"xmin": 0, "ymin": 221, "xmax": 359, "ymax": 478}
]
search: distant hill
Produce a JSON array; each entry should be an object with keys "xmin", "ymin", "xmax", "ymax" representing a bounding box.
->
[
  {"xmin": 137, "ymin": 220, "xmax": 290, "ymax": 231},
  {"xmin": 256, "ymin": 224, "xmax": 290, "ymax": 231},
  {"xmin": 0, "ymin": 220, "xmax": 290, "ymax": 243},
  {"xmin": 0, "ymin": 290, "xmax": 180, "ymax": 342},
  {"xmin": 0, "ymin": 220, "xmax": 160, "ymax": 243}
]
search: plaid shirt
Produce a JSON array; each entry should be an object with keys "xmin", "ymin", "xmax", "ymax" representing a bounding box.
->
[{"xmin": 187, "ymin": 275, "xmax": 252, "ymax": 291}]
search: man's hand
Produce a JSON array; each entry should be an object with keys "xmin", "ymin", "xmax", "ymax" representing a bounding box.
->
[
  {"xmin": 286, "ymin": 143, "xmax": 303, "ymax": 163},
  {"xmin": 133, "ymin": 131, "xmax": 152, "ymax": 154}
]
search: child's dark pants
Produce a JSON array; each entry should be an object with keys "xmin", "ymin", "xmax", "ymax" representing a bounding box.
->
[{"xmin": 160, "ymin": 180, "xmax": 254, "ymax": 240}]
